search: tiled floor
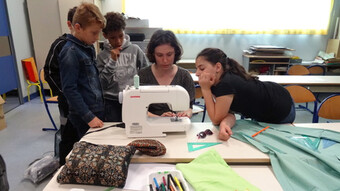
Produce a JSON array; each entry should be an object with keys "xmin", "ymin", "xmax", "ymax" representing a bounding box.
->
[{"xmin": 0, "ymin": 94, "xmax": 338, "ymax": 191}]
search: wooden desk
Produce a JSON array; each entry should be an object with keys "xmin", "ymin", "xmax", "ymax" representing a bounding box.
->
[{"xmin": 192, "ymin": 74, "xmax": 340, "ymax": 93}]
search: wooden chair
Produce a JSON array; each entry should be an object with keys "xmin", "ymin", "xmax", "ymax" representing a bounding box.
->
[
  {"xmin": 287, "ymin": 65, "xmax": 310, "ymax": 75},
  {"xmin": 21, "ymin": 57, "xmax": 53, "ymax": 102},
  {"xmin": 307, "ymin": 65, "xmax": 325, "ymax": 75},
  {"xmin": 39, "ymin": 69, "xmax": 58, "ymax": 131},
  {"xmin": 285, "ymin": 85, "xmax": 317, "ymax": 121},
  {"xmin": 313, "ymin": 94, "xmax": 340, "ymax": 123}
]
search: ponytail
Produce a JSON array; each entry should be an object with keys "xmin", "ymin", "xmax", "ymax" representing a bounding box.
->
[{"xmin": 197, "ymin": 48, "xmax": 258, "ymax": 81}]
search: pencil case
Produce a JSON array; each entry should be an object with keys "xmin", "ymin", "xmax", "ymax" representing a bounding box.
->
[{"xmin": 148, "ymin": 170, "xmax": 189, "ymax": 191}]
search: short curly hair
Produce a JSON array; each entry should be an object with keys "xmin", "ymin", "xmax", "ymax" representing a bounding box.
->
[
  {"xmin": 102, "ymin": 12, "xmax": 126, "ymax": 34},
  {"xmin": 146, "ymin": 30, "xmax": 182, "ymax": 64}
]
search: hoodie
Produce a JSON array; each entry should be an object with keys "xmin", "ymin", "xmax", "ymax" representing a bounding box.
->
[{"xmin": 97, "ymin": 34, "xmax": 149, "ymax": 101}]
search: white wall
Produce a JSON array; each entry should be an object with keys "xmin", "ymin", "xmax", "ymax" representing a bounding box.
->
[
  {"xmin": 105, "ymin": 0, "xmax": 339, "ymax": 65},
  {"xmin": 6, "ymin": 0, "xmax": 35, "ymax": 97},
  {"xmin": 101, "ymin": 0, "xmax": 122, "ymax": 15}
]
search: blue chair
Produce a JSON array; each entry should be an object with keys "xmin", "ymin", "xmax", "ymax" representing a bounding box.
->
[
  {"xmin": 39, "ymin": 69, "xmax": 58, "ymax": 131},
  {"xmin": 313, "ymin": 94, "xmax": 340, "ymax": 123},
  {"xmin": 307, "ymin": 64, "xmax": 325, "ymax": 75}
]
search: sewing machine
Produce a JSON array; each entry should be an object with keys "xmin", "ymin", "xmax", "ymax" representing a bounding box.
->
[{"xmin": 119, "ymin": 85, "xmax": 191, "ymax": 137}]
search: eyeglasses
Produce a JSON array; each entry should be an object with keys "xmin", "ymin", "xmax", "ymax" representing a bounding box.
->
[{"xmin": 197, "ymin": 129, "xmax": 213, "ymax": 139}]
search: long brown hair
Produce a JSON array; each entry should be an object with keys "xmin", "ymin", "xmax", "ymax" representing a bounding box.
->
[
  {"xmin": 196, "ymin": 48, "xmax": 258, "ymax": 80},
  {"xmin": 146, "ymin": 30, "xmax": 182, "ymax": 64}
]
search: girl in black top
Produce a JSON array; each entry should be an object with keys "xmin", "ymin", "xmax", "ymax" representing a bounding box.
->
[{"xmin": 195, "ymin": 48, "xmax": 295, "ymax": 141}]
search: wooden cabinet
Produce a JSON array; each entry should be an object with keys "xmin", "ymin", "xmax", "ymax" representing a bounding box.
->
[{"xmin": 242, "ymin": 54, "xmax": 291, "ymax": 75}]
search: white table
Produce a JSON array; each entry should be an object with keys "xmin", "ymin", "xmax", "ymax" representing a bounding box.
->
[
  {"xmin": 258, "ymin": 75, "xmax": 340, "ymax": 93},
  {"xmin": 43, "ymin": 122, "xmax": 340, "ymax": 191},
  {"xmin": 192, "ymin": 74, "xmax": 340, "ymax": 93}
]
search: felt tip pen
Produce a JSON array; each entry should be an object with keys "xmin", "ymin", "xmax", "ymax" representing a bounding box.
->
[
  {"xmin": 160, "ymin": 183, "xmax": 166, "ymax": 191},
  {"xmin": 153, "ymin": 177, "xmax": 159, "ymax": 190},
  {"xmin": 168, "ymin": 174, "xmax": 178, "ymax": 191},
  {"xmin": 162, "ymin": 176, "xmax": 167, "ymax": 186},
  {"xmin": 149, "ymin": 184, "xmax": 154, "ymax": 191},
  {"xmin": 252, "ymin": 126, "xmax": 270, "ymax": 137},
  {"xmin": 174, "ymin": 177, "xmax": 183, "ymax": 191}
]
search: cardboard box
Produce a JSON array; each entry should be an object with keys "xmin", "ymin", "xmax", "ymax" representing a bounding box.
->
[
  {"xmin": 0, "ymin": 96, "xmax": 6, "ymax": 130},
  {"xmin": 326, "ymin": 39, "xmax": 340, "ymax": 58}
]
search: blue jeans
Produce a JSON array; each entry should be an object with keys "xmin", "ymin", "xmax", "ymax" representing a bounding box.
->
[{"xmin": 278, "ymin": 103, "xmax": 296, "ymax": 124}]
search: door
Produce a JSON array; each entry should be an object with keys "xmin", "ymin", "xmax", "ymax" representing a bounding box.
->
[{"xmin": 0, "ymin": 0, "xmax": 22, "ymax": 112}]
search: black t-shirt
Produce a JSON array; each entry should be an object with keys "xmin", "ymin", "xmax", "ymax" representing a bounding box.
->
[{"xmin": 211, "ymin": 72, "xmax": 293, "ymax": 123}]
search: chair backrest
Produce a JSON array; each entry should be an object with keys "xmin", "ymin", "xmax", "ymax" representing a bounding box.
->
[
  {"xmin": 307, "ymin": 65, "xmax": 325, "ymax": 75},
  {"xmin": 287, "ymin": 65, "xmax": 310, "ymax": 75},
  {"xmin": 21, "ymin": 57, "xmax": 39, "ymax": 83},
  {"xmin": 317, "ymin": 94, "xmax": 340, "ymax": 120},
  {"xmin": 285, "ymin": 85, "xmax": 316, "ymax": 103},
  {"xmin": 195, "ymin": 86, "xmax": 203, "ymax": 99}
]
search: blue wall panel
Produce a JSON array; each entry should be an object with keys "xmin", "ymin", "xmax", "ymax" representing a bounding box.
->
[{"xmin": 0, "ymin": 56, "xmax": 18, "ymax": 94}]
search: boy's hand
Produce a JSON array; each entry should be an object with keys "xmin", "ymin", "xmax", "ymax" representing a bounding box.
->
[
  {"xmin": 110, "ymin": 47, "xmax": 122, "ymax": 61},
  {"xmin": 88, "ymin": 117, "xmax": 104, "ymax": 128}
]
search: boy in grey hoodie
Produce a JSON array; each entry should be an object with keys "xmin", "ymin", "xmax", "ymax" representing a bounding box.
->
[{"xmin": 97, "ymin": 12, "xmax": 149, "ymax": 122}]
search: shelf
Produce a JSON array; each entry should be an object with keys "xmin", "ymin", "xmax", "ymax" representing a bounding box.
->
[{"xmin": 250, "ymin": 62, "xmax": 290, "ymax": 65}]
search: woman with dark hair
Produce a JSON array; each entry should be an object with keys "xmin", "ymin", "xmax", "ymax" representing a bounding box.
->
[
  {"xmin": 139, "ymin": 30, "xmax": 195, "ymax": 117},
  {"xmin": 195, "ymin": 48, "xmax": 295, "ymax": 141}
]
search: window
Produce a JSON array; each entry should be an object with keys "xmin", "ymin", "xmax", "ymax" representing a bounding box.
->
[{"xmin": 123, "ymin": 0, "xmax": 333, "ymax": 35}]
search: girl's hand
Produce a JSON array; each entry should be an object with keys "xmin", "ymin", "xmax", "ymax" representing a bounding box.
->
[
  {"xmin": 218, "ymin": 123, "xmax": 233, "ymax": 141},
  {"xmin": 198, "ymin": 72, "xmax": 215, "ymax": 89}
]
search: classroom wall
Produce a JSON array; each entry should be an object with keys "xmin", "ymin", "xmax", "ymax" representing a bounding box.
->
[
  {"xmin": 4, "ymin": 0, "xmax": 340, "ymax": 99},
  {"xmin": 105, "ymin": 0, "xmax": 339, "ymax": 64},
  {"xmin": 6, "ymin": 0, "xmax": 35, "ymax": 98}
]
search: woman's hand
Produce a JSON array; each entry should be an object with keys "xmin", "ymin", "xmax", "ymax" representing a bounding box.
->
[
  {"xmin": 88, "ymin": 116, "xmax": 104, "ymax": 128},
  {"xmin": 161, "ymin": 111, "xmax": 176, "ymax": 117},
  {"xmin": 198, "ymin": 72, "xmax": 215, "ymax": 90}
]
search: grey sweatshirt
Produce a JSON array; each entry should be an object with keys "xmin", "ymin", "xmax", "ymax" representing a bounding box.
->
[{"xmin": 97, "ymin": 35, "xmax": 149, "ymax": 101}]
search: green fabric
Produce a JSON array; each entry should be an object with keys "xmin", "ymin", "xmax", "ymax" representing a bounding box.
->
[
  {"xmin": 231, "ymin": 120, "xmax": 340, "ymax": 191},
  {"xmin": 176, "ymin": 149, "xmax": 261, "ymax": 191}
]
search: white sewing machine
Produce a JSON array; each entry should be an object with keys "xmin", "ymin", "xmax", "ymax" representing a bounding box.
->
[{"xmin": 119, "ymin": 85, "xmax": 191, "ymax": 137}]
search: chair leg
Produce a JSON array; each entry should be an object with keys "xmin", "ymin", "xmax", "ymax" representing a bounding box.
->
[
  {"xmin": 37, "ymin": 84, "xmax": 43, "ymax": 102},
  {"xmin": 201, "ymin": 105, "xmax": 206, "ymax": 122},
  {"xmin": 27, "ymin": 84, "xmax": 31, "ymax": 102},
  {"xmin": 42, "ymin": 101, "xmax": 58, "ymax": 131},
  {"xmin": 49, "ymin": 88, "xmax": 53, "ymax": 97}
]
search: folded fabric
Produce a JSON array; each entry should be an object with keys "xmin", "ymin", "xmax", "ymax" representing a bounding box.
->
[
  {"xmin": 57, "ymin": 141, "xmax": 136, "ymax": 188},
  {"xmin": 127, "ymin": 139, "xmax": 166, "ymax": 156},
  {"xmin": 176, "ymin": 149, "xmax": 260, "ymax": 191}
]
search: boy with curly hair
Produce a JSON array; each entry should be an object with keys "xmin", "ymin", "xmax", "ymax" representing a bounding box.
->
[{"xmin": 97, "ymin": 12, "xmax": 149, "ymax": 122}]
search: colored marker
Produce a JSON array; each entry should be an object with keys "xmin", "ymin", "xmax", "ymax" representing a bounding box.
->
[
  {"xmin": 179, "ymin": 180, "xmax": 186, "ymax": 191},
  {"xmin": 153, "ymin": 177, "xmax": 159, "ymax": 190},
  {"xmin": 174, "ymin": 176, "xmax": 183, "ymax": 191},
  {"xmin": 149, "ymin": 184, "xmax": 154, "ymax": 191},
  {"xmin": 161, "ymin": 183, "xmax": 166, "ymax": 191},
  {"xmin": 162, "ymin": 176, "xmax": 167, "ymax": 186},
  {"xmin": 252, "ymin": 126, "xmax": 270, "ymax": 137}
]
